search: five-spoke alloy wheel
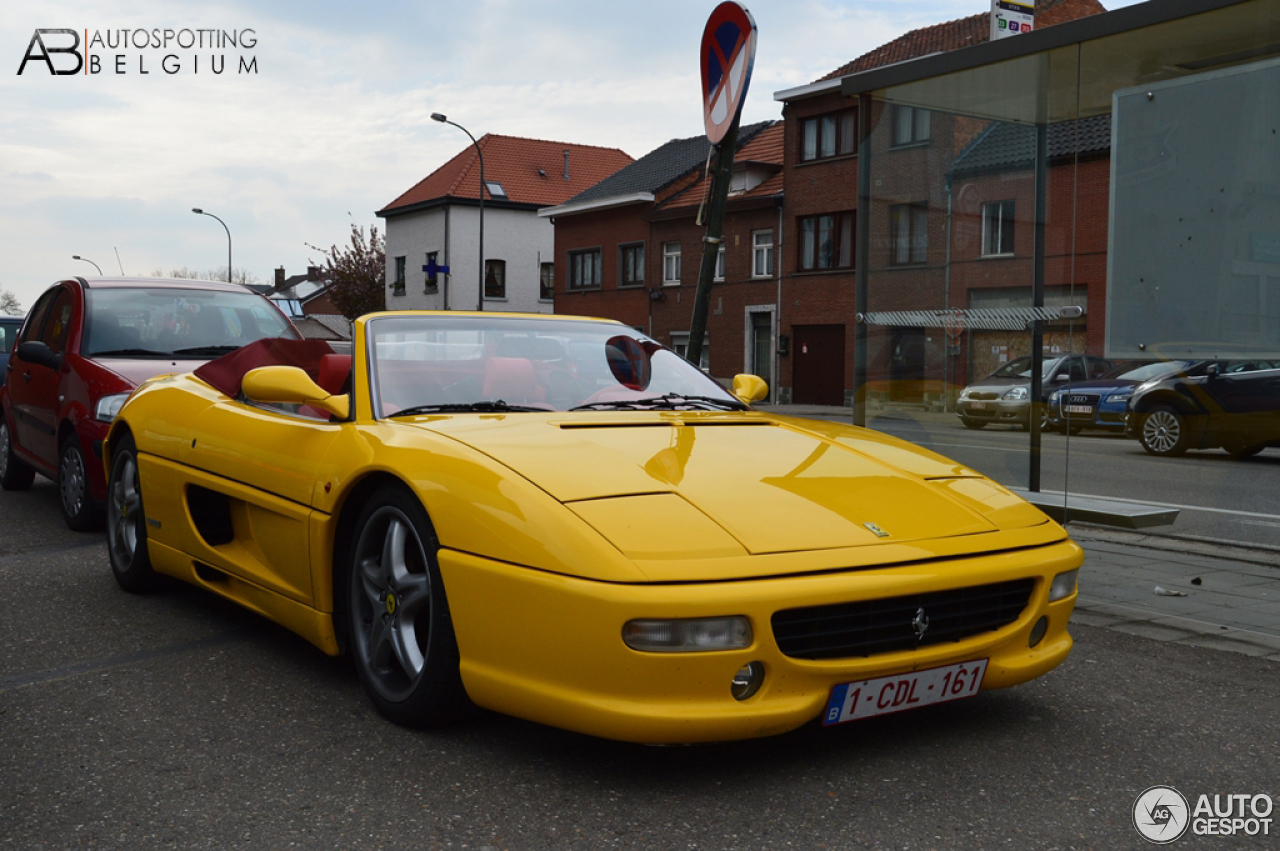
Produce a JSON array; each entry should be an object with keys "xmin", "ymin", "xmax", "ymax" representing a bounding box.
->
[
  {"xmin": 106, "ymin": 432, "xmax": 157, "ymax": 592},
  {"xmin": 345, "ymin": 485, "xmax": 469, "ymax": 727}
]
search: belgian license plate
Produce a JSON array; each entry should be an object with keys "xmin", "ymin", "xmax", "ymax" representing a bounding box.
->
[
  {"xmin": 970, "ymin": 401, "xmax": 987, "ymax": 410},
  {"xmin": 823, "ymin": 659, "xmax": 988, "ymax": 726},
  {"xmin": 1065, "ymin": 405, "xmax": 1093, "ymax": 414}
]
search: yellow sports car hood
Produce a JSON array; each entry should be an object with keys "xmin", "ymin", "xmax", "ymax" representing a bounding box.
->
[{"xmin": 416, "ymin": 413, "xmax": 1048, "ymax": 563}]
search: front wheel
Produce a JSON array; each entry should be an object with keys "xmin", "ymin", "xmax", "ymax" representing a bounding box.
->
[
  {"xmin": 107, "ymin": 432, "xmax": 158, "ymax": 593},
  {"xmin": 59, "ymin": 433, "xmax": 103, "ymax": 531},
  {"xmin": 960, "ymin": 417, "xmax": 985, "ymax": 430},
  {"xmin": 1138, "ymin": 405, "xmax": 1189, "ymax": 456},
  {"xmin": 343, "ymin": 484, "xmax": 470, "ymax": 727},
  {"xmin": 0, "ymin": 419, "xmax": 35, "ymax": 491}
]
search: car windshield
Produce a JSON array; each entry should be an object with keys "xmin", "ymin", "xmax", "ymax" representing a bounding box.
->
[
  {"xmin": 367, "ymin": 314, "xmax": 746, "ymax": 415},
  {"xmin": 83, "ymin": 287, "xmax": 295, "ymax": 357},
  {"xmin": 1100, "ymin": 360, "xmax": 1193, "ymax": 382},
  {"xmin": 987, "ymin": 355, "xmax": 1060, "ymax": 380}
]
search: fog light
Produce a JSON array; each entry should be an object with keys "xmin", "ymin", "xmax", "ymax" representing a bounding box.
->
[
  {"xmin": 1029, "ymin": 616, "xmax": 1049, "ymax": 648},
  {"xmin": 1049, "ymin": 569, "xmax": 1079, "ymax": 602},
  {"xmin": 622, "ymin": 616, "xmax": 752, "ymax": 652},
  {"xmin": 731, "ymin": 662, "xmax": 764, "ymax": 701}
]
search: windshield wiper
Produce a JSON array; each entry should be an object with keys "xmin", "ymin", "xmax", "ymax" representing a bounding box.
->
[
  {"xmin": 89, "ymin": 348, "xmax": 173, "ymax": 357},
  {"xmin": 172, "ymin": 345, "xmax": 241, "ymax": 356},
  {"xmin": 570, "ymin": 393, "xmax": 748, "ymax": 412},
  {"xmin": 389, "ymin": 400, "xmax": 548, "ymax": 416}
]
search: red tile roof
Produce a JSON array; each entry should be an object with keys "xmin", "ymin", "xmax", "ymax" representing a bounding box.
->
[
  {"xmin": 817, "ymin": 0, "xmax": 1107, "ymax": 82},
  {"xmin": 380, "ymin": 135, "xmax": 633, "ymax": 214},
  {"xmin": 657, "ymin": 121, "xmax": 784, "ymax": 211}
]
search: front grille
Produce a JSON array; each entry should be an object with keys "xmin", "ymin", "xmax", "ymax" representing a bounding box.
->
[
  {"xmin": 771, "ymin": 578, "xmax": 1035, "ymax": 660},
  {"xmin": 1065, "ymin": 393, "xmax": 1101, "ymax": 406},
  {"xmin": 970, "ymin": 391, "xmax": 1000, "ymax": 401}
]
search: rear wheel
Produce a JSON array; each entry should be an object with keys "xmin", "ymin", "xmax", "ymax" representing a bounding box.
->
[
  {"xmin": 0, "ymin": 419, "xmax": 35, "ymax": 491},
  {"xmin": 343, "ymin": 484, "xmax": 470, "ymax": 727},
  {"xmin": 59, "ymin": 433, "xmax": 103, "ymax": 531},
  {"xmin": 107, "ymin": 433, "xmax": 158, "ymax": 593},
  {"xmin": 1138, "ymin": 405, "xmax": 1189, "ymax": 456}
]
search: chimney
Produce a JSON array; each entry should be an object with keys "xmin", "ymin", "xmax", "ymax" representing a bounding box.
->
[
  {"xmin": 563, "ymin": 150, "xmax": 570, "ymax": 181},
  {"xmin": 307, "ymin": 265, "xmax": 322, "ymax": 280},
  {"xmin": 275, "ymin": 267, "xmax": 285, "ymax": 288}
]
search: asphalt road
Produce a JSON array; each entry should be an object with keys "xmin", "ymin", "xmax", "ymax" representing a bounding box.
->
[
  {"xmin": 858, "ymin": 414, "xmax": 1280, "ymax": 552},
  {"xmin": 2, "ymin": 478, "xmax": 1278, "ymax": 850}
]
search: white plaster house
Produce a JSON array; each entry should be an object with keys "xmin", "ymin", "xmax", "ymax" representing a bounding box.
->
[{"xmin": 377, "ymin": 135, "xmax": 632, "ymax": 313}]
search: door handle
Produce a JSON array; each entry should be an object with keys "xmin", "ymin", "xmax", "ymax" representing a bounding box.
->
[{"xmin": 22, "ymin": 371, "xmax": 31, "ymax": 382}]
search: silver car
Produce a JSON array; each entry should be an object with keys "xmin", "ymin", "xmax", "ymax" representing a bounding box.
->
[{"xmin": 957, "ymin": 354, "xmax": 1113, "ymax": 430}]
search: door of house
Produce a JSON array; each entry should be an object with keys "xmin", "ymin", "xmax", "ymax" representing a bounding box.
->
[
  {"xmin": 791, "ymin": 324, "xmax": 845, "ymax": 406},
  {"xmin": 889, "ymin": 327, "xmax": 926, "ymax": 402},
  {"xmin": 749, "ymin": 311, "xmax": 773, "ymax": 403}
]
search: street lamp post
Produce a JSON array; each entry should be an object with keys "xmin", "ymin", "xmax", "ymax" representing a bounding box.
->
[
  {"xmin": 432, "ymin": 113, "xmax": 485, "ymax": 311},
  {"xmin": 72, "ymin": 255, "xmax": 103, "ymax": 275},
  {"xmin": 191, "ymin": 208, "xmax": 233, "ymax": 284}
]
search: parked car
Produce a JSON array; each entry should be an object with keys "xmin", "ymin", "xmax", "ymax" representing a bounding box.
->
[
  {"xmin": 102, "ymin": 310, "xmax": 1083, "ymax": 744},
  {"xmin": 0, "ymin": 277, "xmax": 298, "ymax": 529},
  {"xmin": 0, "ymin": 315, "xmax": 24, "ymax": 376},
  {"xmin": 1045, "ymin": 360, "xmax": 1194, "ymax": 434},
  {"xmin": 1125, "ymin": 359, "xmax": 1280, "ymax": 458},
  {"xmin": 957, "ymin": 354, "xmax": 1113, "ymax": 431}
]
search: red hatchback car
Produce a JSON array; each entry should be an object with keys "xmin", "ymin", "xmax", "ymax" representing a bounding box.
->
[{"xmin": 0, "ymin": 277, "xmax": 299, "ymax": 529}]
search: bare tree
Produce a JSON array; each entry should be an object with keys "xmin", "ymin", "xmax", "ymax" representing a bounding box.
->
[
  {"xmin": 150, "ymin": 267, "xmax": 260, "ymax": 284},
  {"xmin": 307, "ymin": 224, "xmax": 385, "ymax": 320},
  {"xmin": 0, "ymin": 286, "xmax": 23, "ymax": 316}
]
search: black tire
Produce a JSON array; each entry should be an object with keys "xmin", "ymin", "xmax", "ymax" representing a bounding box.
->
[
  {"xmin": 961, "ymin": 417, "xmax": 985, "ymax": 430},
  {"xmin": 1066, "ymin": 424, "xmax": 1085, "ymax": 436},
  {"xmin": 1225, "ymin": 442, "xmax": 1263, "ymax": 460},
  {"xmin": 343, "ymin": 484, "xmax": 471, "ymax": 727},
  {"xmin": 1138, "ymin": 405, "xmax": 1189, "ymax": 457},
  {"xmin": 107, "ymin": 432, "xmax": 158, "ymax": 593},
  {"xmin": 59, "ymin": 433, "xmax": 103, "ymax": 531},
  {"xmin": 0, "ymin": 418, "xmax": 36, "ymax": 491}
]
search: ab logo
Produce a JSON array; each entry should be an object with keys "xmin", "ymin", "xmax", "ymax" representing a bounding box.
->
[{"xmin": 17, "ymin": 30, "xmax": 83, "ymax": 75}]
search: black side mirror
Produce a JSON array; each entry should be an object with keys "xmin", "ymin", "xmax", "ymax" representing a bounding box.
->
[
  {"xmin": 16, "ymin": 340, "xmax": 61, "ymax": 370},
  {"xmin": 1205, "ymin": 362, "xmax": 1222, "ymax": 379}
]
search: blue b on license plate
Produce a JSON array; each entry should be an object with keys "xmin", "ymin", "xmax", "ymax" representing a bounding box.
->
[{"xmin": 823, "ymin": 659, "xmax": 988, "ymax": 725}]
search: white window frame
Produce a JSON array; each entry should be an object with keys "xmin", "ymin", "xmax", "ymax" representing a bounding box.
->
[
  {"xmin": 752, "ymin": 230, "xmax": 774, "ymax": 278},
  {"xmin": 662, "ymin": 241, "xmax": 681, "ymax": 285},
  {"xmin": 714, "ymin": 244, "xmax": 725, "ymax": 281},
  {"xmin": 981, "ymin": 200, "xmax": 1015, "ymax": 257}
]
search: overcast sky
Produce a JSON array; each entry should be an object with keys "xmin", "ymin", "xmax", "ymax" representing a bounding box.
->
[{"xmin": 1, "ymin": 0, "xmax": 1142, "ymax": 311}]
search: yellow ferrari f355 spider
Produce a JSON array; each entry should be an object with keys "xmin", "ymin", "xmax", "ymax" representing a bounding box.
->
[{"xmin": 104, "ymin": 311, "xmax": 1080, "ymax": 743}]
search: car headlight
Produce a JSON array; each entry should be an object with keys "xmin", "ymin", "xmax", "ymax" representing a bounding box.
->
[
  {"xmin": 623, "ymin": 616, "xmax": 752, "ymax": 652},
  {"xmin": 1106, "ymin": 392, "xmax": 1132, "ymax": 404},
  {"xmin": 94, "ymin": 392, "xmax": 131, "ymax": 422},
  {"xmin": 1002, "ymin": 386, "xmax": 1029, "ymax": 401},
  {"xmin": 1049, "ymin": 390, "xmax": 1063, "ymax": 402},
  {"xmin": 1049, "ymin": 569, "xmax": 1078, "ymax": 602},
  {"xmin": 959, "ymin": 387, "xmax": 973, "ymax": 400}
]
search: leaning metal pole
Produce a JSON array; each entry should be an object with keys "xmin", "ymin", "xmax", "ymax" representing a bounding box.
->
[{"xmin": 685, "ymin": 114, "xmax": 741, "ymax": 368}]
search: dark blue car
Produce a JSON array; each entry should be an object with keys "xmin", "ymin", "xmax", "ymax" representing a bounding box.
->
[{"xmin": 1045, "ymin": 360, "xmax": 1193, "ymax": 434}]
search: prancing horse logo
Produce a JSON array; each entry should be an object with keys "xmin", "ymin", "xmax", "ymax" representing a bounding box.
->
[{"xmin": 911, "ymin": 607, "xmax": 930, "ymax": 640}]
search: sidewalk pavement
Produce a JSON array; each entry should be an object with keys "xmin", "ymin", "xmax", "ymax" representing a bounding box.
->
[{"xmin": 755, "ymin": 403, "xmax": 1280, "ymax": 662}]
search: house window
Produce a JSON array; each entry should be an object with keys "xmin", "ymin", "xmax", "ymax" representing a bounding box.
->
[
  {"xmin": 620, "ymin": 243, "xmax": 645, "ymax": 287},
  {"xmin": 539, "ymin": 262, "xmax": 554, "ymax": 300},
  {"xmin": 800, "ymin": 108, "xmax": 857, "ymax": 161},
  {"xmin": 393, "ymin": 256, "xmax": 406, "ymax": 296},
  {"xmin": 891, "ymin": 105, "xmax": 930, "ymax": 146},
  {"xmin": 798, "ymin": 212, "xmax": 855, "ymax": 271},
  {"xmin": 663, "ymin": 241, "xmax": 681, "ymax": 285},
  {"xmin": 424, "ymin": 251, "xmax": 440, "ymax": 292},
  {"xmin": 714, "ymin": 245, "xmax": 726, "ymax": 281},
  {"xmin": 569, "ymin": 249, "xmax": 602, "ymax": 290},
  {"xmin": 670, "ymin": 332, "xmax": 709, "ymax": 370},
  {"xmin": 982, "ymin": 200, "xmax": 1015, "ymax": 256},
  {"xmin": 484, "ymin": 259, "xmax": 506, "ymax": 299},
  {"xmin": 889, "ymin": 203, "xmax": 929, "ymax": 265},
  {"xmin": 752, "ymin": 230, "xmax": 774, "ymax": 278},
  {"xmin": 484, "ymin": 180, "xmax": 506, "ymax": 199}
]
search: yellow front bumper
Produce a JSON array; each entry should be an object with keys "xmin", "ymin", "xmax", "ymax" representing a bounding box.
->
[{"xmin": 439, "ymin": 539, "xmax": 1082, "ymax": 744}]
